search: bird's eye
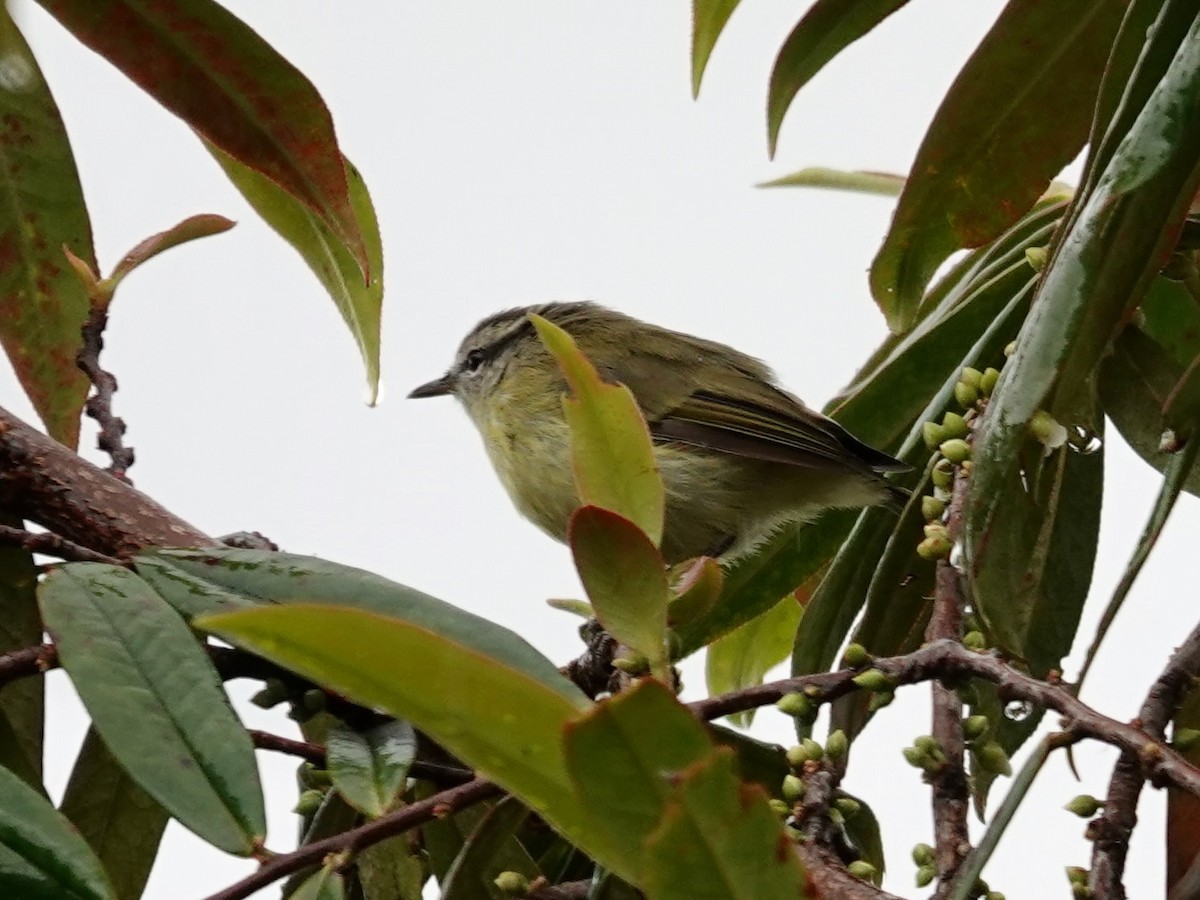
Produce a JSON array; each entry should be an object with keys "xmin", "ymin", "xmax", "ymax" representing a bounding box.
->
[{"xmin": 463, "ymin": 349, "xmax": 486, "ymax": 373}]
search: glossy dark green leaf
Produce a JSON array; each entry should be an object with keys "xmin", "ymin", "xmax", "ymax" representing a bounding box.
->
[
  {"xmin": 209, "ymin": 148, "xmax": 383, "ymax": 403},
  {"xmin": 766, "ymin": 1, "xmax": 908, "ymax": 157},
  {"xmin": 441, "ymin": 798, "xmax": 538, "ymax": 900},
  {"xmin": 0, "ymin": 9, "xmax": 94, "ymax": 448},
  {"xmin": 641, "ymin": 749, "xmax": 808, "ymax": 900},
  {"xmin": 706, "ymin": 594, "xmax": 803, "ymax": 728},
  {"xmin": 562, "ymin": 680, "xmax": 712, "ymax": 878},
  {"xmin": 38, "ymin": 564, "xmax": 265, "ymax": 854},
  {"xmin": 0, "ymin": 762, "xmax": 115, "ymax": 899},
  {"xmin": 0, "ymin": 513, "xmax": 41, "ymax": 789},
  {"xmin": 870, "ymin": 0, "xmax": 1124, "ymax": 330},
  {"xmin": 35, "ymin": 0, "xmax": 368, "ymax": 278},
  {"xmin": 326, "ymin": 719, "xmax": 417, "ymax": 819},
  {"xmin": 60, "ymin": 729, "xmax": 168, "ymax": 900},
  {"xmin": 290, "ymin": 865, "xmax": 346, "ymax": 900},
  {"xmin": 570, "ymin": 506, "xmax": 670, "ymax": 680},
  {"xmin": 691, "ymin": 0, "xmax": 741, "ymax": 97}
]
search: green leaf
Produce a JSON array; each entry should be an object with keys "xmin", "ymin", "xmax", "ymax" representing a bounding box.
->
[
  {"xmin": 35, "ymin": 0, "xmax": 368, "ymax": 278},
  {"xmin": 758, "ymin": 167, "xmax": 904, "ymax": 196},
  {"xmin": 326, "ymin": 719, "xmax": 417, "ymax": 819},
  {"xmin": 107, "ymin": 214, "xmax": 235, "ymax": 289},
  {"xmin": 195, "ymin": 603, "xmax": 624, "ymax": 877},
  {"xmin": 668, "ymin": 556, "xmax": 724, "ymax": 628},
  {"xmin": 691, "ymin": 0, "xmax": 741, "ymax": 98},
  {"xmin": 59, "ymin": 729, "xmax": 168, "ymax": 900},
  {"xmin": 441, "ymin": 798, "xmax": 538, "ymax": 900},
  {"xmin": 968, "ymin": 13, "xmax": 1200, "ymax": 623},
  {"xmin": 766, "ymin": 1, "xmax": 909, "ymax": 157},
  {"xmin": 569, "ymin": 506, "xmax": 670, "ymax": 680},
  {"xmin": 290, "ymin": 866, "xmax": 346, "ymax": 900},
  {"xmin": 532, "ymin": 315, "xmax": 665, "ymax": 545},
  {"xmin": 209, "ymin": 148, "xmax": 383, "ymax": 404},
  {"xmin": 562, "ymin": 680, "xmax": 713, "ymax": 879},
  {"xmin": 839, "ymin": 790, "xmax": 885, "ymax": 881},
  {"xmin": 0, "ymin": 513, "xmax": 42, "ymax": 789},
  {"xmin": 356, "ymin": 836, "xmax": 426, "ymax": 900},
  {"xmin": 38, "ymin": 564, "xmax": 265, "ymax": 854},
  {"xmin": 0, "ymin": 9, "xmax": 94, "ymax": 448},
  {"xmin": 641, "ymin": 749, "xmax": 809, "ymax": 900},
  {"xmin": 0, "ymin": 762, "xmax": 115, "ymax": 900},
  {"xmin": 706, "ymin": 594, "xmax": 803, "ymax": 728},
  {"xmin": 869, "ymin": 0, "xmax": 1125, "ymax": 330}
]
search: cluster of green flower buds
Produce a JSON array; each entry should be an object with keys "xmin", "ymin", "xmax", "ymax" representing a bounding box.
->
[{"xmin": 902, "ymin": 734, "xmax": 947, "ymax": 774}]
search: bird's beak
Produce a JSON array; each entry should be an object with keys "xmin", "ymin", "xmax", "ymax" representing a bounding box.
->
[{"xmin": 408, "ymin": 373, "xmax": 456, "ymax": 399}]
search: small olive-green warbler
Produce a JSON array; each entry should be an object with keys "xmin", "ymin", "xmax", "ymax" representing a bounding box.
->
[{"xmin": 409, "ymin": 302, "xmax": 906, "ymax": 564}]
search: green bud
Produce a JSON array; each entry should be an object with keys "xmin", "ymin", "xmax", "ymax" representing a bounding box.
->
[
  {"xmin": 826, "ymin": 730, "xmax": 848, "ymax": 761},
  {"xmin": 768, "ymin": 798, "xmax": 791, "ymax": 817},
  {"xmin": 612, "ymin": 656, "xmax": 646, "ymax": 674},
  {"xmin": 903, "ymin": 746, "xmax": 928, "ymax": 769},
  {"xmin": 1173, "ymin": 727, "xmax": 1200, "ymax": 751},
  {"xmin": 1029, "ymin": 410, "xmax": 1067, "ymax": 450},
  {"xmin": 931, "ymin": 458, "xmax": 955, "ymax": 488},
  {"xmin": 984, "ymin": 892, "xmax": 1005, "ymax": 900},
  {"xmin": 960, "ymin": 367, "xmax": 983, "ymax": 388},
  {"xmin": 1025, "ymin": 246, "xmax": 1048, "ymax": 271},
  {"xmin": 976, "ymin": 741, "xmax": 1012, "ymax": 777},
  {"xmin": 300, "ymin": 763, "xmax": 331, "ymax": 788},
  {"xmin": 828, "ymin": 807, "xmax": 845, "ymax": 827},
  {"xmin": 962, "ymin": 630, "xmax": 987, "ymax": 651},
  {"xmin": 923, "ymin": 421, "xmax": 947, "ymax": 451},
  {"xmin": 939, "ymin": 438, "xmax": 972, "ymax": 463},
  {"xmin": 868, "ymin": 689, "xmax": 894, "ymax": 711},
  {"xmin": 980, "ymin": 367, "xmax": 1001, "ymax": 396},
  {"xmin": 922, "ymin": 495, "xmax": 946, "ymax": 521},
  {"xmin": 786, "ymin": 744, "xmax": 809, "ymax": 769},
  {"xmin": 923, "ymin": 521, "xmax": 949, "ymax": 541},
  {"xmin": 847, "ymin": 861, "xmax": 877, "ymax": 881},
  {"xmin": 1004, "ymin": 341, "xmax": 1017, "ymax": 357},
  {"xmin": 1071, "ymin": 884, "xmax": 1092, "ymax": 900},
  {"xmin": 852, "ymin": 669, "xmax": 894, "ymax": 692},
  {"xmin": 834, "ymin": 796, "xmax": 860, "ymax": 819},
  {"xmin": 954, "ymin": 380, "xmax": 979, "ymax": 409},
  {"xmin": 843, "ymin": 643, "xmax": 872, "ymax": 668},
  {"xmin": 914, "ymin": 735, "xmax": 940, "ymax": 755},
  {"xmin": 942, "ymin": 411, "xmax": 970, "ymax": 438},
  {"xmin": 302, "ymin": 689, "xmax": 327, "ymax": 713},
  {"xmin": 777, "ymin": 692, "xmax": 815, "ymax": 721},
  {"xmin": 917, "ymin": 535, "xmax": 953, "ymax": 561},
  {"xmin": 1064, "ymin": 794, "xmax": 1102, "ymax": 818},
  {"xmin": 1065, "ymin": 866, "xmax": 1089, "ymax": 886},
  {"xmin": 915, "ymin": 864, "xmax": 936, "ymax": 888},
  {"xmin": 912, "ymin": 842, "xmax": 935, "ymax": 866},
  {"xmin": 782, "ymin": 774, "xmax": 805, "ymax": 803},
  {"xmin": 801, "ymin": 738, "xmax": 824, "ymax": 761},
  {"xmin": 493, "ymin": 871, "xmax": 531, "ymax": 896},
  {"xmin": 962, "ymin": 715, "xmax": 990, "ymax": 740},
  {"xmin": 293, "ymin": 788, "xmax": 325, "ymax": 816},
  {"xmin": 250, "ymin": 678, "xmax": 289, "ymax": 709}
]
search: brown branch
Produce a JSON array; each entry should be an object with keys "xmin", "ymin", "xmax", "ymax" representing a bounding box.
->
[
  {"xmin": 248, "ymin": 730, "xmax": 326, "ymax": 766},
  {"xmin": 1089, "ymin": 619, "xmax": 1200, "ymax": 898},
  {"xmin": 528, "ymin": 881, "xmax": 590, "ymax": 899},
  {"xmin": 203, "ymin": 777, "xmax": 502, "ymax": 900},
  {"xmin": 0, "ymin": 405, "xmax": 213, "ymax": 558},
  {"xmin": 0, "ymin": 643, "xmax": 55, "ymax": 682},
  {"xmin": 76, "ymin": 302, "xmax": 135, "ymax": 481},
  {"xmin": 0, "ymin": 523, "xmax": 125, "ymax": 565},
  {"xmin": 795, "ymin": 841, "xmax": 906, "ymax": 900}
]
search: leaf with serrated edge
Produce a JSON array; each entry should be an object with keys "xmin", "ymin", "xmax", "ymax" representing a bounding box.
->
[
  {"xmin": 39, "ymin": 564, "xmax": 265, "ymax": 854},
  {"xmin": 532, "ymin": 315, "xmax": 664, "ymax": 545}
]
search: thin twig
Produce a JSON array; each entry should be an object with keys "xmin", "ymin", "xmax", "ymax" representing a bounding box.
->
[
  {"xmin": 76, "ymin": 302, "xmax": 135, "ymax": 481},
  {"xmin": 0, "ymin": 643, "xmax": 55, "ymax": 682},
  {"xmin": 0, "ymin": 523, "xmax": 124, "ymax": 565},
  {"xmin": 248, "ymin": 730, "xmax": 326, "ymax": 766},
  {"xmin": 202, "ymin": 778, "xmax": 501, "ymax": 900}
]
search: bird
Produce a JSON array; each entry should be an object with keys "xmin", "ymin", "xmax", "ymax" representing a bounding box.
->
[{"xmin": 409, "ymin": 302, "xmax": 907, "ymax": 565}]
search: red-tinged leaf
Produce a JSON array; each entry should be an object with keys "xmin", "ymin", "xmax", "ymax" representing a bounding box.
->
[
  {"xmin": 108, "ymin": 214, "xmax": 235, "ymax": 287},
  {"xmin": 34, "ymin": 0, "xmax": 368, "ymax": 279},
  {"xmin": 668, "ymin": 556, "xmax": 724, "ymax": 627},
  {"xmin": 531, "ymin": 315, "xmax": 665, "ymax": 546},
  {"xmin": 870, "ymin": 0, "xmax": 1125, "ymax": 331},
  {"xmin": 0, "ymin": 9, "xmax": 94, "ymax": 448},
  {"xmin": 766, "ymin": 1, "xmax": 909, "ymax": 157},
  {"xmin": 691, "ymin": 0, "xmax": 741, "ymax": 98},
  {"xmin": 569, "ymin": 506, "xmax": 670, "ymax": 679},
  {"xmin": 209, "ymin": 147, "xmax": 383, "ymax": 404}
]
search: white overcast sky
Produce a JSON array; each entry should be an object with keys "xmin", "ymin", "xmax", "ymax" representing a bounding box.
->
[{"xmin": 3, "ymin": 1, "xmax": 1197, "ymax": 897}]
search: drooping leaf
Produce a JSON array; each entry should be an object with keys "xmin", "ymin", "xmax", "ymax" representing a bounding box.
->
[
  {"xmin": 869, "ymin": 0, "xmax": 1125, "ymax": 330},
  {"xmin": 642, "ymin": 749, "xmax": 809, "ymax": 900},
  {"xmin": 532, "ymin": 315, "xmax": 664, "ymax": 545},
  {"xmin": 35, "ymin": 0, "xmax": 368, "ymax": 278},
  {"xmin": 326, "ymin": 719, "xmax": 417, "ymax": 819},
  {"xmin": 0, "ymin": 9, "xmax": 94, "ymax": 447},
  {"xmin": 691, "ymin": 0, "xmax": 741, "ymax": 98},
  {"xmin": 766, "ymin": 1, "xmax": 909, "ymax": 157},
  {"xmin": 0, "ymin": 513, "xmax": 41, "ymax": 789},
  {"xmin": 0, "ymin": 762, "xmax": 116, "ymax": 900},
  {"xmin": 569, "ymin": 506, "xmax": 670, "ymax": 680},
  {"xmin": 209, "ymin": 148, "xmax": 383, "ymax": 404},
  {"xmin": 38, "ymin": 564, "xmax": 265, "ymax": 855},
  {"xmin": 440, "ymin": 798, "xmax": 539, "ymax": 900},
  {"xmin": 59, "ymin": 729, "xmax": 168, "ymax": 900}
]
